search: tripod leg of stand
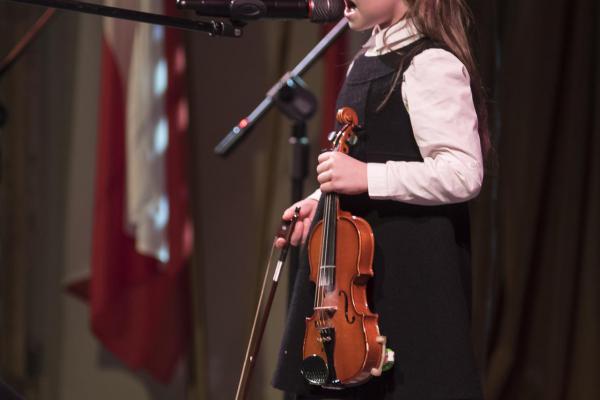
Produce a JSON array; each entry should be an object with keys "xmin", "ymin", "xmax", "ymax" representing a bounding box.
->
[
  {"xmin": 284, "ymin": 121, "xmax": 309, "ymax": 400},
  {"xmin": 287, "ymin": 121, "xmax": 309, "ymax": 306}
]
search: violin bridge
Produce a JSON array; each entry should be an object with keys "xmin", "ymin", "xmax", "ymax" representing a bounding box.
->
[
  {"xmin": 314, "ymin": 306, "xmax": 337, "ymax": 326},
  {"xmin": 313, "ymin": 306, "xmax": 337, "ymax": 312}
]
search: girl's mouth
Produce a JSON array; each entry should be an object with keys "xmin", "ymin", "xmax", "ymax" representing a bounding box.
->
[
  {"xmin": 344, "ymin": 0, "xmax": 357, "ymax": 16},
  {"xmin": 344, "ymin": 0, "xmax": 357, "ymax": 11}
]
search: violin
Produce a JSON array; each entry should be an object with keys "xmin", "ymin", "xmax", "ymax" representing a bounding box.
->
[{"xmin": 300, "ymin": 107, "xmax": 392, "ymax": 388}]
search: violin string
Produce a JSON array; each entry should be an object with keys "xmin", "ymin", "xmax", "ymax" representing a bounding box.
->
[
  {"xmin": 327, "ymin": 193, "xmax": 334, "ymax": 326},
  {"xmin": 316, "ymin": 129, "xmax": 342, "ymax": 329},
  {"xmin": 324, "ymin": 193, "xmax": 334, "ymax": 327},
  {"xmin": 317, "ymin": 192, "xmax": 329, "ymax": 328},
  {"xmin": 325, "ymin": 192, "xmax": 334, "ymax": 325},
  {"xmin": 315, "ymin": 122, "xmax": 355, "ymax": 334},
  {"xmin": 327, "ymin": 140, "xmax": 341, "ymax": 311},
  {"xmin": 323, "ymin": 192, "xmax": 333, "ymax": 326},
  {"xmin": 330, "ymin": 195, "xmax": 336, "ymax": 301},
  {"xmin": 323, "ymin": 139, "xmax": 340, "ymax": 328},
  {"xmin": 318, "ymin": 193, "xmax": 326, "ymax": 328}
]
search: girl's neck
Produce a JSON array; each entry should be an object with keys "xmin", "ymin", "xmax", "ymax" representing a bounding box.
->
[{"xmin": 377, "ymin": 13, "xmax": 408, "ymax": 30}]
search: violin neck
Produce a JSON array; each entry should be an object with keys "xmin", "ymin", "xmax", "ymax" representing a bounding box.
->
[{"xmin": 320, "ymin": 192, "xmax": 339, "ymax": 267}]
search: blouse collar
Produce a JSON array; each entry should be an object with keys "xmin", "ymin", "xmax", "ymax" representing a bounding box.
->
[{"xmin": 363, "ymin": 18, "xmax": 423, "ymax": 56}]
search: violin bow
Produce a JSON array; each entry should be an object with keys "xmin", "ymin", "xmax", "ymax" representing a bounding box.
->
[{"xmin": 235, "ymin": 206, "xmax": 301, "ymax": 400}]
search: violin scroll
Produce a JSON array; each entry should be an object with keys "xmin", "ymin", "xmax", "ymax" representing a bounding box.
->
[{"xmin": 332, "ymin": 107, "xmax": 359, "ymax": 154}]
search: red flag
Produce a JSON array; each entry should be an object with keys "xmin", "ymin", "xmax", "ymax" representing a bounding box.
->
[{"xmin": 84, "ymin": 0, "xmax": 193, "ymax": 382}]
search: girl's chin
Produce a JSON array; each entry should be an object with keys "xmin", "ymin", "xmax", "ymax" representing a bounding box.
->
[
  {"xmin": 347, "ymin": 20, "xmax": 377, "ymax": 31},
  {"xmin": 345, "ymin": 14, "xmax": 375, "ymax": 31}
]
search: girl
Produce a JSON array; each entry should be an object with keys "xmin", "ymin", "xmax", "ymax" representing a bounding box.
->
[{"xmin": 273, "ymin": 0, "xmax": 490, "ymax": 398}]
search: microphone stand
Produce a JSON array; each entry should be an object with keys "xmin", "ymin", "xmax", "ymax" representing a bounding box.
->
[
  {"xmin": 214, "ymin": 18, "xmax": 348, "ymax": 293},
  {"xmin": 3, "ymin": 0, "xmax": 245, "ymax": 37},
  {"xmin": 214, "ymin": 18, "xmax": 348, "ymax": 155},
  {"xmin": 214, "ymin": 18, "xmax": 348, "ymax": 400}
]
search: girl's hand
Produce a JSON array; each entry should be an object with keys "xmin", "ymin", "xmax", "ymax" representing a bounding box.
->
[
  {"xmin": 274, "ymin": 197, "xmax": 319, "ymax": 248},
  {"xmin": 317, "ymin": 151, "xmax": 368, "ymax": 194}
]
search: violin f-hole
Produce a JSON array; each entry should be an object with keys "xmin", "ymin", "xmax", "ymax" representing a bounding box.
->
[{"xmin": 338, "ymin": 290, "xmax": 355, "ymax": 324}]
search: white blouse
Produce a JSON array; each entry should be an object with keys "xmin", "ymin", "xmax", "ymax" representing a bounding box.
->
[{"xmin": 309, "ymin": 18, "xmax": 484, "ymax": 205}]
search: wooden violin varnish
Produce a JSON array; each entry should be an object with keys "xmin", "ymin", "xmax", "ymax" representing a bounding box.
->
[{"xmin": 300, "ymin": 107, "xmax": 393, "ymax": 389}]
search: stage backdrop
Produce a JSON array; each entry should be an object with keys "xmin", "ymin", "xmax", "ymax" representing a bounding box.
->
[{"xmin": 468, "ymin": 1, "xmax": 600, "ymax": 399}]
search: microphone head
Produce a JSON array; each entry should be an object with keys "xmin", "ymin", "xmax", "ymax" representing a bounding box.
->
[{"xmin": 309, "ymin": 0, "xmax": 344, "ymax": 22}]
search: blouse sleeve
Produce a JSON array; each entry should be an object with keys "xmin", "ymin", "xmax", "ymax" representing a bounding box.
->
[{"xmin": 366, "ymin": 48, "xmax": 484, "ymax": 205}]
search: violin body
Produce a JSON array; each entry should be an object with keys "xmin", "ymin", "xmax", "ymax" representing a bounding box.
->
[
  {"xmin": 304, "ymin": 209, "xmax": 383, "ymax": 386},
  {"xmin": 300, "ymin": 107, "xmax": 387, "ymax": 388}
]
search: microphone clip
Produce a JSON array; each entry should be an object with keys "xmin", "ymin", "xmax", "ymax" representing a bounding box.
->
[{"xmin": 229, "ymin": 0, "xmax": 269, "ymax": 21}]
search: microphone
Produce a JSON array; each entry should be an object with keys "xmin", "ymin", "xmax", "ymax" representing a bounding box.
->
[{"xmin": 177, "ymin": 0, "xmax": 344, "ymax": 23}]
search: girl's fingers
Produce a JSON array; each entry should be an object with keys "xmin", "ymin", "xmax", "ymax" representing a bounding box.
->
[
  {"xmin": 301, "ymin": 217, "xmax": 311, "ymax": 244},
  {"xmin": 277, "ymin": 199, "xmax": 318, "ymax": 248},
  {"xmin": 282, "ymin": 207, "xmax": 295, "ymax": 220},
  {"xmin": 316, "ymin": 159, "xmax": 331, "ymax": 174},
  {"xmin": 282, "ymin": 205, "xmax": 303, "ymax": 220},
  {"xmin": 317, "ymin": 170, "xmax": 333, "ymax": 184},
  {"xmin": 282, "ymin": 202, "xmax": 312, "ymax": 220},
  {"xmin": 275, "ymin": 218, "xmax": 309, "ymax": 248},
  {"xmin": 320, "ymin": 182, "xmax": 334, "ymax": 193},
  {"xmin": 289, "ymin": 220, "xmax": 304, "ymax": 245},
  {"xmin": 317, "ymin": 152, "xmax": 331, "ymax": 163},
  {"xmin": 275, "ymin": 221, "xmax": 302, "ymax": 248},
  {"xmin": 308, "ymin": 200, "xmax": 318, "ymax": 220}
]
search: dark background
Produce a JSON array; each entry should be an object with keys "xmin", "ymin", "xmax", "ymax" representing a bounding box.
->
[{"xmin": 468, "ymin": 1, "xmax": 599, "ymax": 399}]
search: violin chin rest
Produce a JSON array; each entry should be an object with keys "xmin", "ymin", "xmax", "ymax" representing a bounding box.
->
[
  {"xmin": 301, "ymin": 355, "xmax": 329, "ymax": 385},
  {"xmin": 370, "ymin": 335, "xmax": 389, "ymax": 377}
]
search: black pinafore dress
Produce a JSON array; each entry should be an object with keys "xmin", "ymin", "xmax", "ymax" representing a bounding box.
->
[{"xmin": 272, "ymin": 38, "xmax": 483, "ymax": 400}]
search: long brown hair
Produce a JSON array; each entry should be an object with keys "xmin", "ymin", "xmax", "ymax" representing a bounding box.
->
[{"xmin": 376, "ymin": 0, "xmax": 492, "ymax": 163}]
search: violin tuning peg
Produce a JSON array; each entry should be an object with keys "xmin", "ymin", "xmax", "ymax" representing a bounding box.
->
[
  {"xmin": 353, "ymin": 125, "xmax": 366, "ymax": 138},
  {"xmin": 348, "ymin": 135, "xmax": 358, "ymax": 146},
  {"xmin": 327, "ymin": 130, "xmax": 336, "ymax": 142}
]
